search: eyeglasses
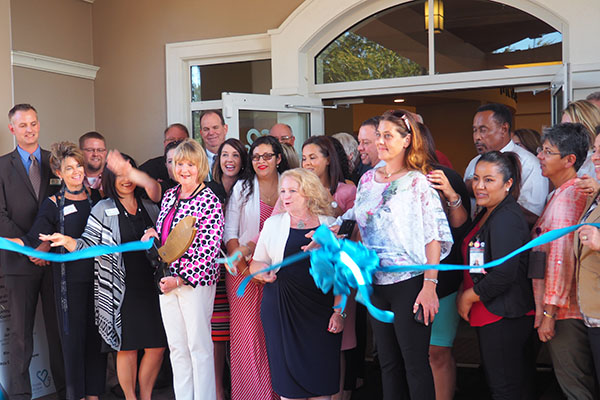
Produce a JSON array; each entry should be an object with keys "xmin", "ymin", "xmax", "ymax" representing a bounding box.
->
[
  {"xmin": 82, "ymin": 148, "xmax": 107, "ymax": 153},
  {"xmin": 277, "ymin": 136, "xmax": 293, "ymax": 142},
  {"xmin": 536, "ymin": 147, "xmax": 562, "ymax": 157},
  {"xmin": 251, "ymin": 152, "xmax": 276, "ymax": 162}
]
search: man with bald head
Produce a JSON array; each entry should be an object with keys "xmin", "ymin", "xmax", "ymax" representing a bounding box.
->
[
  {"xmin": 140, "ymin": 123, "xmax": 189, "ymax": 187},
  {"xmin": 269, "ymin": 123, "xmax": 295, "ymax": 146},
  {"xmin": 464, "ymin": 103, "xmax": 548, "ymax": 224}
]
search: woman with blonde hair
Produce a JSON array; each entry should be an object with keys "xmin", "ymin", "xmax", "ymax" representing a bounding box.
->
[
  {"xmin": 148, "ymin": 138, "xmax": 224, "ymax": 400},
  {"xmin": 250, "ymin": 168, "xmax": 343, "ymax": 400},
  {"xmin": 562, "ymin": 100, "xmax": 600, "ymax": 180}
]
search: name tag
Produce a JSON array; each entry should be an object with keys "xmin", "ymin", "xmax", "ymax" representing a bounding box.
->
[
  {"xmin": 63, "ymin": 204, "xmax": 77, "ymax": 216},
  {"xmin": 50, "ymin": 178, "xmax": 61, "ymax": 186},
  {"xmin": 105, "ymin": 208, "xmax": 119, "ymax": 216},
  {"xmin": 469, "ymin": 240, "xmax": 486, "ymax": 274}
]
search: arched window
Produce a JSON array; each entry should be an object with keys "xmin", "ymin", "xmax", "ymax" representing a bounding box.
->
[{"xmin": 315, "ymin": 0, "xmax": 562, "ymax": 84}]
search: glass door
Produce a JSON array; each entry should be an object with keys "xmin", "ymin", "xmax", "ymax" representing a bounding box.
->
[{"xmin": 221, "ymin": 92, "xmax": 324, "ymax": 154}]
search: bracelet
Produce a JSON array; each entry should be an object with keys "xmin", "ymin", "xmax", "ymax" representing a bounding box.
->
[
  {"xmin": 543, "ymin": 310, "xmax": 555, "ymax": 319},
  {"xmin": 447, "ymin": 197, "xmax": 462, "ymax": 209},
  {"xmin": 424, "ymin": 278, "xmax": 439, "ymax": 285},
  {"xmin": 335, "ymin": 311, "xmax": 347, "ymax": 319},
  {"xmin": 176, "ymin": 277, "xmax": 180, "ymax": 288}
]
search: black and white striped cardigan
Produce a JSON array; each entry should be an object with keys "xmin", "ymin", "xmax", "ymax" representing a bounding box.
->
[{"xmin": 75, "ymin": 197, "xmax": 158, "ymax": 351}]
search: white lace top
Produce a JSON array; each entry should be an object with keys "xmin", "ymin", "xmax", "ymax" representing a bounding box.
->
[{"xmin": 350, "ymin": 169, "xmax": 453, "ymax": 285}]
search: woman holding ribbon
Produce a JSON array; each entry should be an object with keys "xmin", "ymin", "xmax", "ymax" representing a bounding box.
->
[
  {"xmin": 41, "ymin": 151, "xmax": 166, "ymax": 400},
  {"xmin": 224, "ymin": 135, "xmax": 289, "ymax": 400},
  {"xmin": 456, "ymin": 151, "xmax": 535, "ymax": 399},
  {"xmin": 250, "ymin": 168, "xmax": 342, "ymax": 399},
  {"xmin": 337, "ymin": 110, "xmax": 452, "ymax": 399},
  {"xmin": 10, "ymin": 142, "xmax": 105, "ymax": 400}
]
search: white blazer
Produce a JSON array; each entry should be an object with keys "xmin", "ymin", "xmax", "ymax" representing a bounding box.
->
[{"xmin": 253, "ymin": 212, "xmax": 335, "ymax": 266}]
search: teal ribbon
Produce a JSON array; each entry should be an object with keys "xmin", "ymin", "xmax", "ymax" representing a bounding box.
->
[
  {"xmin": 0, "ymin": 237, "xmax": 153, "ymax": 262},
  {"xmin": 233, "ymin": 222, "xmax": 600, "ymax": 323}
]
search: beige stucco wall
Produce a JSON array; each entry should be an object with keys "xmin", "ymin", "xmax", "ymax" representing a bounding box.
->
[
  {"xmin": 10, "ymin": 0, "xmax": 93, "ymax": 64},
  {"xmin": 7, "ymin": 0, "xmax": 95, "ymax": 153},
  {"xmin": 0, "ymin": 0, "xmax": 13, "ymax": 154},
  {"xmin": 13, "ymin": 67, "xmax": 95, "ymax": 149},
  {"xmin": 92, "ymin": 0, "xmax": 304, "ymax": 165}
]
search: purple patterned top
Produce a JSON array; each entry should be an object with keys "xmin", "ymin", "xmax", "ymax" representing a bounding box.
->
[{"xmin": 156, "ymin": 184, "xmax": 224, "ymax": 287}]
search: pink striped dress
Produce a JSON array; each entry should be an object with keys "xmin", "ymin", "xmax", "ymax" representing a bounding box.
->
[{"xmin": 226, "ymin": 200, "xmax": 279, "ymax": 400}]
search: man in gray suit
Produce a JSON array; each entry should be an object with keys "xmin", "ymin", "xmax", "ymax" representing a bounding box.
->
[{"xmin": 0, "ymin": 104, "xmax": 65, "ymax": 399}]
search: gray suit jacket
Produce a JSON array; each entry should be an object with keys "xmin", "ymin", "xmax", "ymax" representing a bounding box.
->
[{"xmin": 0, "ymin": 148, "xmax": 60, "ymax": 275}]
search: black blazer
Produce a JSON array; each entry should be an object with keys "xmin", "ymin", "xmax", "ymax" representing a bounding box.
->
[
  {"xmin": 468, "ymin": 195, "xmax": 534, "ymax": 318},
  {"xmin": 0, "ymin": 148, "xmax": 60, "ymax": 275}
]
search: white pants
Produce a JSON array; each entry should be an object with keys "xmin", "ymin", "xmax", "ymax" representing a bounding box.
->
[{"xmin": 159, "ymin": 284, "xmax": 217, "ymax": 400}]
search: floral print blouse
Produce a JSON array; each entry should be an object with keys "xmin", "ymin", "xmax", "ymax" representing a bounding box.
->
[{"xmin": 353, "ymin": 169, "xmax": 453, "ymax": 285}]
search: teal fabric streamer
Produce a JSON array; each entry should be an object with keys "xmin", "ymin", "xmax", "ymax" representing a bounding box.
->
[
  {"xmin": 233, "ymin": 222, "xmax": 600, "ymax": 323},
  {"xmin": 0, "ymin": 237, "xmax": 153, "ymax": 262},
  {"xmin": 382, "ymin": 222, "xmax": 600, "ymax": 273}
]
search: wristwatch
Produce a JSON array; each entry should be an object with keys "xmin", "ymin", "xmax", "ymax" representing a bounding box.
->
[{"xmin": 336, "ymin": 311, "xmax": 347, "ymax": 319}]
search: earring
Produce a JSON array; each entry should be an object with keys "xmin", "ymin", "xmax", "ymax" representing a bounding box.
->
[{"xmin": 506, "ymin": 188, "xmax": 510, "ymax": 192}]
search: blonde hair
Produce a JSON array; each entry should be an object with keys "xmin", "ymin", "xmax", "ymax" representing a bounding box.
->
[
  {"xmin": 172, "ymin": 138, "xmax": 209, "ymax": 184},
  {"xmin": 280, "ymin": 168, "xmax": 334, "ymax": 216},
  {"xmin": 563, "ymin": 100, "xmax": 600, "ymax": 147},
  {"xmin": 281, "ymin": 143, "xmax": 300, "ymax": 169}
]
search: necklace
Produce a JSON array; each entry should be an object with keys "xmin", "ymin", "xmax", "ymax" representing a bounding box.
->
[
  {"xmin": 289, "ymin": 212, "xmax": 311, "ymax": 229},
  {"xmin": 383, "ymin": 166, "xmax": 407, "ymax": 179},
  {"xmin": 65, "ymin": 185, "xmax": 86, "ymax": 195}
]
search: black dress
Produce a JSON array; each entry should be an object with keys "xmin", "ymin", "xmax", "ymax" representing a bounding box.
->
[
  {"xmin": 116, "ymin": 200, "xmax": 168, "ymax": 350},
  {"xmin": 261, "ymin": 227, "xmax": 342, "ymax": 398},
  {"xmin": 23, "ymin": 197, "xmax": 107, "ymax": 399}
]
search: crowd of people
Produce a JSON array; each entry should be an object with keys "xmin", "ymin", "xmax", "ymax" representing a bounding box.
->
[{"xmin": 1, "ymin": 92, "xmax": 600, "ymax": 400}]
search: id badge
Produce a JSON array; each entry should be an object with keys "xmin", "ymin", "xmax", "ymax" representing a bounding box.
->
[
  {"xmin": 469, "ymin": 240, "xmax": 486, "ymax": 274},
  {"xmin": 63, "ymin": 204, "xmax": 77, "ymax": 216}
]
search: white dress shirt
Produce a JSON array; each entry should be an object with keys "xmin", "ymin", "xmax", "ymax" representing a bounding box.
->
[{"xmin": 463, "ymin": 140, "xmax": 549, "ymax": 216}]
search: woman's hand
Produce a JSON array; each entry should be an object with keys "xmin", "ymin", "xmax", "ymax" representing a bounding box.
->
[
  {"xmin": 106, "ymin": 150, "xmax": 133, "ymax": 178},
  {"xmin": 456, "ymin": 288, "xmax": 478, "ymax": 322},
  {"xmin": 537, "ymin": 313, "xmax": 556, "ymax": 342},
  {"xmin": 328, "ymin": 312, "xmax": 345, "ymax": 334},
  {"xmin": 301, "ymin": 230, "xmax": 321, "ymax": 252},
  {"xmin": 39, "ymin": 233, "xmax": 77, "ymax": 252},
  {"xmin": 249, "ymin": 260, "xmax": 276, "ymax": 284},
  {"xmin": 414, "ymin": 282, "xmax": 439, "ymax": 326},
  {"xmin": 159, "ymin": 276, "xmax": 181, "ymax": 294},
  {"xmin": 255, "ymin": 270, "xmax": 277, "ymax": 284},
  {"xmin": 141, "ymin": 228, "xmax": 159, "ymax": 242},
  {"xmin": 575, "ymin": 175, "xmax": 599, "ymax": 197},
  {"xmin": 578, "ymin": 225, "xmax": 600, "ymax": 251},
  {"xmin": 427, "ymin": 170, "xmax": 458, "ymax": 201}
]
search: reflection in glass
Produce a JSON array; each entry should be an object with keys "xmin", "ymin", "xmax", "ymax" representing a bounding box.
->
[
  {"xmin": 315, "ymin": 0, "xmax": 562, "ymax": 83},
  {"xmin": 316, "ymin": 1, "xmax": 428, "ymax": 84},
  {"xmin": 238, "ymin": 111, "xmax": 310, "ymax": 155},
  {"xmin": 434, "ymin": 0, "xmax": 562, "ymax": 73},
  {"xmin": 190, "ymin": 59, "xmax": 272, "ymax": 102}
]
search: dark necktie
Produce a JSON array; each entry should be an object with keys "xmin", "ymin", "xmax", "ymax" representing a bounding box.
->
[{"xmin": 29, "ymin": 154, "xmax": 41, "ymax": 198}]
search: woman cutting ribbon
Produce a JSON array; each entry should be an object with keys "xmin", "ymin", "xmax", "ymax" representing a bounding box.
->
[{"xmin": 250, "ymin": 168, "xmax": 342, "ymax": 400}]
